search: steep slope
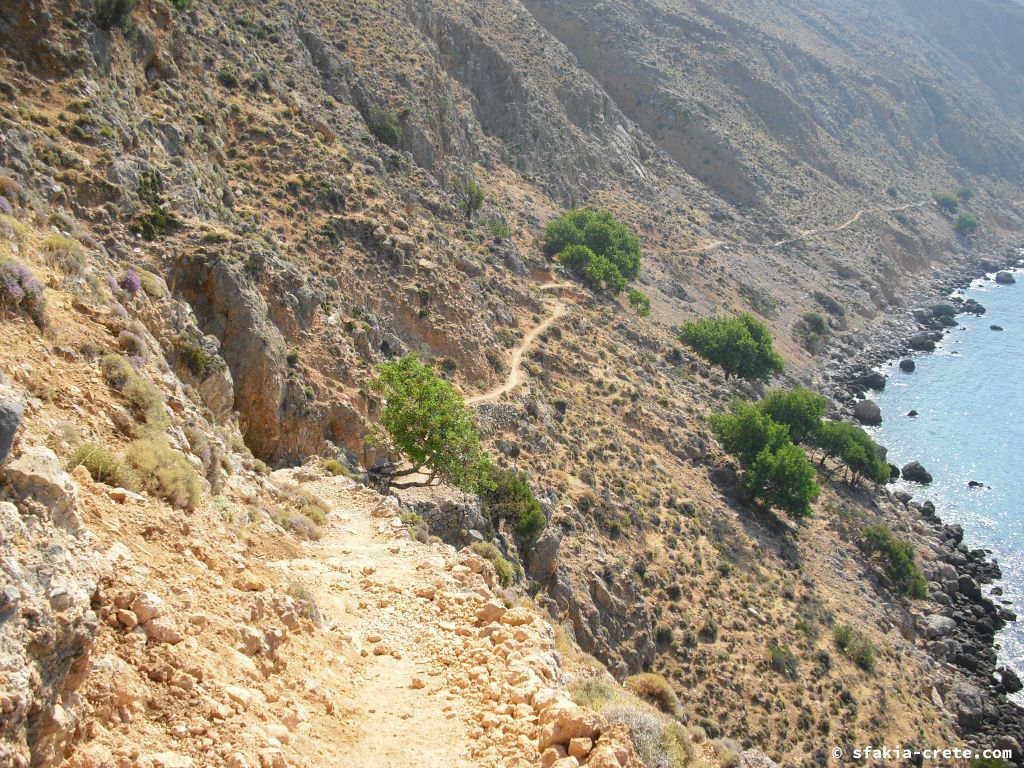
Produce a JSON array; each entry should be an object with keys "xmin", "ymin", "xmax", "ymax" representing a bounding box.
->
[{"xmin": 2, "ymin": 0, "xmax": 1024, "ymax": 766}]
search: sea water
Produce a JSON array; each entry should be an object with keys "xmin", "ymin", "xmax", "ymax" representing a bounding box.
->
[{"xmin": 868, "ymin": 264, "xmax": 1024, "ymax": 694}]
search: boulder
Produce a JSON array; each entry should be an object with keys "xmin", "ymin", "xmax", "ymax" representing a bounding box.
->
[
  {"xmin": 0, "ymin": 391, "xmax": 23, "ymax": 465},
  {"xmin": 995, "ymin": 271, "xmax": 1016, "ymax": 284},
  {"xmin": 931, "ymin": 303, "xmax": 957, "ymax": 318},
  {"xmin": 990, "ymin": 325, "xmax": 1004, "ymax": 331},
  {"xmin": 853, "ymin": 371, "xmax": 887, "ymax": 391},
  {"xmin": 1000, "ymin": 668, "xmax": 1023, "ymax": 694},
  {"xmin": 901, "ymin": 461, "xmax": 933, "ymax": 484},
  {"xmin": 853, "ymin": 399, "xmax": 882, "ymax": 426},
  {"xmin": 899, "ymin": 359, "xmax": 916, "ymax": 372},
  {"xmin": 924, "ymin": 614, "xmax": 956, "ymax": 639},
  {"xmin": 528, "ymin": 529, "xmax": 562, "ymax": 582},
  {"xmin": 4, "ymin": 446, "xmax": 81, "ymax": 532},
  {"xmin": 909, "ymin": 332, "xmax": 936, "ymax": 352}
]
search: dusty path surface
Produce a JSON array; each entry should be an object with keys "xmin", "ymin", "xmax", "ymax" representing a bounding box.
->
[
  {"xmin": 467, "ymin": 284, "xmax": 571, "ymax": 405},
  {"xmin": 264, "ymin": 472, "xmax": 559, "ymax": 768},
  {"xmin": 772, "ymin": 200, "xmax": 928, "ymax": 247}
]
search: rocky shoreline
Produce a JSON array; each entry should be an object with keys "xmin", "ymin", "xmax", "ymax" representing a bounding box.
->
[{"xmin": 818, "ymin": 245, "xmax": 1024, "ymax": 760}]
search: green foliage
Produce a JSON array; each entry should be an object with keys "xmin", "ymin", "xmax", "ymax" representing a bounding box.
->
[
  {"xmin": 43, "ymin": 234, "xmax": 85, "ymax": 276},
  {"xmin": 955, "ymin": 186, "xmax": 975, "ymax": 202},
  {"xmin": 795, "ymin": 311, "xmax": 830, "ymax": 354},
  {"xmin": 480, "ymin": 467, "xmax": 546, "ymax": 544},
  {"xmin": 489, "ymin": 219, "xmax": 511, "ymax": 241},
  {"xmin": 544, "ymin": 209, "xmax": 642, "ymax": 294},
  {"xmin": 956, "ymin": 212, "xmax": 981, "ymax": 237},
  {"xmin": 933, "ymin": 191, "xmax": 959, "ymax": 215},
  {"xmin": 94, "ymin": 0, "xmax": 136, "ymax": 30},
  {"xmin": 131, "ymin": 206, "xmax": 181, "ymax": 240},
  {"xmin": 456, "ymin": 180, "xmax": 485, "ymax": 220},
  {"xmin": 678, "ymin": 314, "xmax": 784, "ymax": 382},
  {"xmin": 177, "ymin": 335, "xmax": 210, "ymax": 377},
  {"xmin": 627, "ymin": 289, "xmax": 651, "ymax": 317},
  {"xmin": 470, "ymin": 541, "xmax": 516, "ymax": 587},
  {"xmin": 809, "ymin": 421, "xmax": 889, "ymax": 486},
  {"xmin": 834, "ymin": 624, "xmax": 877, "ymax": 672},
  {"xmin": 321, "ymin": 459, "xmax": 348, "ymax": 477},
  {"xmin": 745, "ymin": 443, "xmax": 819, "ymax": 519},
  {"xmin": 767, "ymin": 640, "xmax": 799, "ymax": 680},
  {"xmin": 709, "ymin": 399, "xmax": 789, "ymax": 468},
  {"xmin": 137, "ymin": 269, "xmax": 165, "ymax": 298},
  {"xmin": 861, "ymin": 525, "xmax": 928, "ymax": 599},
  {"xmin": 70, "ymin": 443, "xmax": 139, "ymax": 490},
  {"xmin": 971, "ymin": 759, "xmax": 1009, "ymax": 768},
  {"xmin": 369, "ymin": 353, "xmax": 491, "ymax": 492},
  {"xmin": 368, "ymin": 108, "xmax": 402, "ymax": 147},
  {"xmin": 757, "ymin": 388, "xmax": 826, "ymax": 445},
  {"xmin": 125, "ymin": 437, "xmax": 201, "ymax": 509}
]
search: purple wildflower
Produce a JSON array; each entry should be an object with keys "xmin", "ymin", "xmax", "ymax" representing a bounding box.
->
[
  {"xmin": 121, "ymin": 267, "xmax": 142, "ymax": 295},
  {"xmin": 0, "ymin": 196, "xmax": 12, "ymax": 216}
]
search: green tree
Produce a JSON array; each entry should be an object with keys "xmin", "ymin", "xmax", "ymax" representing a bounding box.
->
[
  {"xmin": 808, "ymin": 420, "xmax": 888, "ymax": 486},
  {"xmin": 457, "ymin": 180, "xmax": 485, "ymax": 221},
  {"xmin": 709, "ymin": 399, "xmax": 789, "ymax": 468},
  {"xmin": 861, "ymin": 525, "xmax": 928, "ymax": 599},
  {"xmin": 757, "ymin": 388, "xmax": 826, "ymax": 445},
  {"xmin": 679, "ymin": 314, "xmax": 784, "ymax": 382},
  {"xmin": 544, "ymin": 208, "xmax": 642, "ymax": 285},
  {"xmin": 481, "ymin": 467, "xmax": 546, "ymax": 544},
  {"xmin": 369, "ymin": 353, "xmax": 491, "ymax": 491},
  {"xmin": 745, "ymin": 443, "xmax": 820, "ymax": 519},
  {"xmin": 627, "ymin": 289, "xmax": 651, "ymax": 317},
  {"xmin": 368, "ymin": 108, "xmax": 402, "ymax": 147}
]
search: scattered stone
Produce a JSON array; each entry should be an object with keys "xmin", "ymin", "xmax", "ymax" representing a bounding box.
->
[
  {"xmin": 144, "ymin": 617, "xmax": 184, "ymax": 644},
  {"xmin": 476, "ymin": 599, "xmax": 507, "ymax": 624},
  {"xmin": 853, "ymin": 399, "xmax": 882, "ymax": 426},
  {"xmin": 150, "ymin": 753, "xmax": 193, "ymax": 768},
  {"xmin": 991, "ymin": 325, "xmax": 1004, "ymax": 331},
  {"xmin": 410, "ymin": 676, "xmax": 426, "ymax": 690},
  {"xmin": 132, "ymin": 592, "xmax": 165, "ymax": 623},
  {"xmin": 899, "ymin": 359, "xmax": 916, "ymax": 372},
  {"xmin": 995, "ymin": 271, "xmax": 1016, "ymax": 284},
  {"xmin": 924, "ymin": 614, "xmax": 956, "ymax": 640},
  {"xmin": 907, "ymin": 410, "xmax": 918, "ymax": 418},
  {"xmin": 901, "ymin": 461, "xmax": 933, "ymax": 484}
]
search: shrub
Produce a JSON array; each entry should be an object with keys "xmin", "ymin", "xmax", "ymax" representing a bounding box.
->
[
  {"xmin": 480, "ymin": 467, "xmax": 546, "ymax": 544},
  {"xmin": 286, "ymin": 581, "xmax": 322, "ymax": 625},
  {"xmin": 624, "ymin": 673, "xmax": 681, "ymax": 717},
  {"xmin": 101, "ymin": 353, "xmax": 134, "ymax": 389},
  {"xmin": 709, "ymin": 399, "xmax": 789, "ymax": 468},
  {"xmin": 861, "ymin": 525, "xmax": 928, "ymax": 599},
  {"xmin": 94, "ymin": 0, "xmax": 136, "ymax": 30},
  {"xmin": 117, "ymin": 329, "xmax": 145, "ymax": 356},
  {"xmin": 767, "ymin": 640, "xmax": 799, "ymax": 680},
  {"xmin": 745, "ymin": 442, "xmax": 819, "ymax": 519},
  {"xmin": 956, "ymin": 212, "xmax": 980, "ymax": 237},
  {"xmin": 131, "ymin": 206, "xmax": 181, "ymax": 240},
  {"xmin": 470, "ymin": 541, "xmax": 516, "ymax": 587},
  {"xmin": 679, "ymin": 314, "xmax": 784, "ymax": 382},
  {"xmin": 321, "ymin": 459, "xmax": 347, "ymax": 477},
  {"xmin": 120, "ymin": 267, "xmax": 142, "ymax": 294},
  {"xmin": 0, "ymin": 258, "xmax": 47, "ymax": 327},
  {"xmin": 69, "ymin": 442, "xmax": 139, "ymax": 490},
  {"xmin": 933, "ymin": 191, "xmax": 959, "ymax": 215},
  {"xmin": 627, "ymin": 288, "xmax": 651, "ymax": 317},
  {"xmin": 125, "ymin": 437, "xmax": 201, "ymax": 509},
  {"xmin": 368, "ymin": 353, "xmax": 491, "ymax": 492},
  {"xmin": 368, "ymin": 108, "xmax": 402, "ymax": 147},
  {"xmin": 757, "ymin": 388, "xmax": 826, "ymax": 445},
  {"xmin": 177, "ymin": 335, "xmax": 210, "ymax": 377},
  {"xmin": 124, "ymin": 376, "xmax": 167, "ymax": 429},
  {"xmin": 43, "ymin": 234, "xmax": 85, "ymax": 276},
  {"xmin": 137, "ymin": 269, "xmax": 165, "ymax": 298},
  {"xmin": 456, "ymin": 180, "xmax": 484, "ymax": 221},
  {"xmin": 795, "ymin": 311, "xmax": 830, "ymax": 354},
  {"xmin": 955, "ymin": 186, "xmax": 975, "ymax": 202},
  {"xmin": 833, "ymin": 624, "xmax": 877, "ymax": 672},
  {"xmin": 489, "ymin": 219, "xmax": 511, "ymax": 241}
]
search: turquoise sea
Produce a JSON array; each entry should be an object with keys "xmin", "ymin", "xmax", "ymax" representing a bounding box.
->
[{"xmin": 868, "ymin": 260, "xmax": 1024, "ymax": 694}]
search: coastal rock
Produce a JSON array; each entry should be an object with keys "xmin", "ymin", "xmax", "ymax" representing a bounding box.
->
[
  {"xmin": 853, "ymin": 399, "xmax": 882, "ymax": 426},
  {"xmin": 990, "ymin": 325, "xmax": 1004, "ymax": 331},
  {"xmin": 899, "ymin": 359, "xmax": 916, "ymax": 372},
  {"xmin": 931, "ymin": 303, "xmax": 957, "ymax": 318},
  {"xmin": 909, "ymin": 332, "xmax": 937, "ymax": 352},
  {"xmin": 852, "ymin": 371, "xmax": 887, "ymax": 391},
  {"xmin": 1000, "ymin": 668, "xmax": 1023, "ymax": 694},
  {"xmin": 924, "ymin": 614, "xmax": 956, "ymax": 639},
  {"xmin": 901, "ymin": 461, "xmax": 933, "ymax": 484},
  {"xmin": 995, "ymin": 271, "xmax": 1016, "ymax": 284}
]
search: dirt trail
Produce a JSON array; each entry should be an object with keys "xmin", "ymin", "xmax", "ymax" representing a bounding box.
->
[
  {"xmin": 266, "ymin": 477, "xmax": 481, "ymax": 766},
  {"xmin": 466, "ymin": 284, "xmax": 571, "ymax": 405},
  {"xmin": 771, "ymin": 200, "xmax": 928, "ymax": 247}
]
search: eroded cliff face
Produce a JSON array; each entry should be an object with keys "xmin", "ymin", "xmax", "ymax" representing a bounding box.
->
[{"xmin": 2, "ymin": 0, "xmax": 1024, "ymax": 765}]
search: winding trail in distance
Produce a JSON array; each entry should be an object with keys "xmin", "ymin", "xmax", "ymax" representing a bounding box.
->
[
  {"xmin": 466, "ymin": 283, "xmax": 572, "ymax": 405},
  {"xmin": 771, "ymin": 200, "xmax": 927, "ymax": 248}
]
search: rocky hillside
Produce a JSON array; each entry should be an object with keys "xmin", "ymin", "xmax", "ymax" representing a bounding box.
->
[{"xmin": 2, "ymin": 0, "xmax": 1024, "ymax": 766}]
